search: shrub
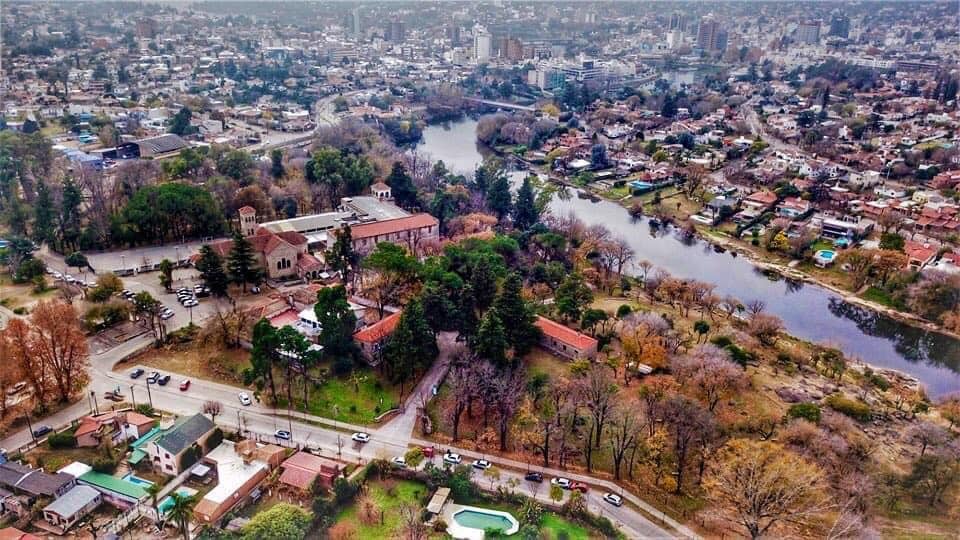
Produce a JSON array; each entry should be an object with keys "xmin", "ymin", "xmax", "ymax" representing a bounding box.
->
[
  {"xmin": 136, "ymin": 404, "xmax": 155, "ymax": 416},
  {"xmin": 787, "ymin": 403, "xmax": 821, "ymax": 423},
  {"xmin": 92, "ymin": 456, "xmax": 117, "ymax": 474},
  {"xmin": 616, "ymin": 304, "xmax": 633, "ymax": 318},
  {"xmin": 12, "ymin": 307, "xmax": 26, "ymax": 315},
  {"xmin": 47, "ymin": 432, "xmax": 77, "ymax": 449},
  {"xmin": 826, "ymin": 394, "xmax": 872, "ymax": 422},
  {"xmin": 404, "ymin": 447, "xmax": 425, "ymax": 467}
]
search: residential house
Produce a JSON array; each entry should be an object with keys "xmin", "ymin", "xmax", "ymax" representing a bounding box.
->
[
  {"xmin": 346, "ymin": 214, "xmax": 440, "ymax": 255},
  {"xmin": 279, "ymin": 452, "xmax": 344, "ymax": 493},
  {"xmin": 143, "ymin": 413, "xmax": 217, "ymax": 475},
  {"xmin": 812, "ymin": 213, "xmax": 875, "ymax": 240},
  {"xmin": 0, "ymin": 528, "xmax": 40, "ymax": 540},
  {"xmin": 904, "ymin": 241, "xmax": 938, "ymax": 270},
  {"xmin": 535, "ymin": 316, "xmax": 598, "ymax": 360},
  {"xmin": 41, "ymin": 485, "xmax": 101, "ymax": 532},
  {"xmin": 74, "ymin": 411, "xmax": 155, "ymax": 448},
  {"xmin": 0, "ymin": 462, "xmax": 75, "ymax": 502},
  {"xmin": 76, "ymin": 471, "xmax": 146, "ymax": 509},
  {"xmin": 194, "ymin": 440, "xmax": 284, "ymax": 525},
  {"xmin": 777, "ymin": 197, "xmax": 812, "ymax": 219},
  {"xmin": 742, "ymin": 191, "xmax": 778, "ymax": 213},
  {"xmin": 354, "ymin": 311, "xmax": 402, "ymax": 365}
]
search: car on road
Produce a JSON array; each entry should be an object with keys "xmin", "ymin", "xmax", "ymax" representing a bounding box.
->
[
  {"xmin": 146, "ymin": 372, "xmax": 160, "ymax": 384},
  {"xmin": 471, "ymin": 459, "xmax": 491, "ymax": 470},
  {"xmin": 179, "ymin": 379, "xmax": 191, "ymax": 391},
  {"xmin": 551, "ymin": 477, "xmax": 572, "ymax": 489},
  {"xmin": 602, "ymin": 493, "xmax": 623, "ymax": 507},
  {"xmin": 524, "ymin": 472, "xmax": 543, "ymax": 483},
  {"xmin": 130, "ymin": 368, "xmax": 144, "ymax": 379},
  {"xmin": 351, "ymin": 432, "xmax": 370, "ymax": 443},
  {"xmin": 104, "ymin": 390, "xmax": 124, "ymax": 402},
  {"xmin": 238, "ymin": 392, "xmax": 252, "ymax": 406},
  {"xmin": 391, "ymin": 456, "xmax": 407, "ymax": 468},
  {"xmin": 6, "ymin": 382, "xmax": 28, "ymax": 396},
  {"xmin": 32, "ymin": 425, "xmax": 52, "ymax": 438},
  {"xmin": 443, "ymin": 452, "xmax": 462, "ymax": 465},
  {"xmin": 274, "ymin": 430, "xmax": 291, "ymax": 440},
  {"xmin": 570, "ymin": 481, "xmax": 589, "ymax": 493},
  {"xmin": 160, "ymin": 309, "xmax": 175, "ymax": 320},
  {"xmin": 183, "ymin": 299, "xmax": 199, "ymax": 308},
  {"xmin": 157, "ymin": 375, "xmax": 171, "ymax": 386}
]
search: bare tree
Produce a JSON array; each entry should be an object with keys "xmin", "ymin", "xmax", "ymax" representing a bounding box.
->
[
  {"xmin": 908, "ymin": 422, "xmax": 949, "ymax": 457},
  {"xmin": 671, "ymin": 345, "xmax": 749, "ymax": 412},
  {"xmin": 608, "ymin": 406, "xmax": 643, "ymax": 480},
  {"xmin": 577, "ymin": 364, "xmax": 618, "ymax": 449},
  {"xmin": 662, "ymin": 395, "xmax": 716, "ymax": 494},
  {"xmin": 493, "ymin": 367, "xmax": 526, "ymax": 451},
  {"xmin": 203, "ymin": 400, "xmax": 223, "ymax": 423},
  {"xmin": 746, "ymin": 299, "xmax": 767, "ymax": 316}
]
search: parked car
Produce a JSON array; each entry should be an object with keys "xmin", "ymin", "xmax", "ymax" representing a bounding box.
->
[
  {"xmin": 238, "ymin": 392, "xmax": 252, "ymax": 406},
  {"xmin": 351, "ymin": 432, "xmax": 370, "ymax": 443},
  {"xmin": 160, "ymin": 309, "xmax": 175, "ymax": 320},
  {"xmin": 157, "ymin": 375, "xmax": 171, "ymax": 386},
  {"xmin": 183, "ymin": 299, "xmax": 199, "ymax": 308},
  {"xmin": 146, "ymin": 372, "xmax": 160, "ymax": 384},
  {"xmin": 251, "ymin": 286, "xmax": 261, "ymax": 294},
  {"xmin": 179, "ymin": 379, "xmax": 191, "ymax": 391},
  {"xmin": 6, "ymin": 382, "xmax": 28, "ymax": 396},
  {"xmin": 570, "ymin": 481, "xmax": 589, "ymax": 493},
  {"xmin": 602, "ymin": 493, "xmax": 623, "ymax": 507},
  {"xmin": 176, "ymin": 287, "xmax": 190, "ymax": 294},
  {"xmin": 551, "ymin": 477, "xmax": 572, "ymax": 489},
  {"xmin": 130, "ymin": 368, "xmax": 144, "ymax": 379},
  {"xmin": 274, "ymin": 430, "xmax": 291, "ymax": 440},
  {"xmin": 472, "ymin": 459, "xmax": 492, "ymax": 470},
  {"xmin": 443, "ymin": 452, "xmax": 462, "ymax": 465},
  {"xmin": 391, "ymin": 456, "xmax": 407, "ymax": 468},
  {"xmin": 104, "ymin": 390, "xmax": 124, "ymax": 402},
  {"xmin": 524, "ymin": 472, "xmax": 543, "ymax": 483},
  {"xmin": 32, "ymin": 425, "xmax": 52, "ymax": 438}
]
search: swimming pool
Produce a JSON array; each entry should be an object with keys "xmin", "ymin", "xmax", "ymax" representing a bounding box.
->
[
  {"xmin": 122, "ymin": 473, "xmax": 154, "ymax": 488},
  {"xmin": 448, "ymin": 506, "xmax": 519, "ymax": 538},
  {"xmin": 629, "ymin": 180, "xmax": 654, "ymax": 192},
  {"xmin": 814, "ymin": 249, "xmax": 837, "ymax": 267},
  {"xmin": 158, "ymin": 487, "xmax": 198, "ymax": 516}
]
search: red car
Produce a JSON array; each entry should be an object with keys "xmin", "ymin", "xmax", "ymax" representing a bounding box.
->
[
  {"xmin": 179, "ymin": 379, "xmax": 191, "ymax": 391},
  {"xmin": 570, "ymin": 481, "xmax": 589, "ymax": 493}
]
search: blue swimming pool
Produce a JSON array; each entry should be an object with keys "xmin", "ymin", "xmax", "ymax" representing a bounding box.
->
[
  {"xmin": 122, "ymin": 473, "xmax": 154, "ymax": 488},
  {"xmin": 158, "ymin": 487, "xmax": 198, "ymax": 515},
  {"xmin": 630, "ymin": 180, "xmax": 654, "ymax": 192}
]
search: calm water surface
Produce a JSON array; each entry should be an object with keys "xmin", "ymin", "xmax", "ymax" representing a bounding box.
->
[{"xmin": 417, "ymin": 119, "xmax": 960, "ymax": 397}]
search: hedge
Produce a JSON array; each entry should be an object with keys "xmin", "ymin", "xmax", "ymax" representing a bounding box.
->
[
  {"xmin": 47, "ymin": 432, "xmax": 77, "ymax": 449},
  {"xmin": 825, "ymin": 394, "xmax": 872, "ymax": 422}
]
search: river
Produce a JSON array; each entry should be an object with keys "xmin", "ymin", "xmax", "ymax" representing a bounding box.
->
[{"xmin": 417, "ymin": 118, "xmax": 960, "ymax": 397}]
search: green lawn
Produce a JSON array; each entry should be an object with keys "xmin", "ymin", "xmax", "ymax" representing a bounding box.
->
[
  {"xmin": 281, "ymin": 365, "xmax": 403, "ymax": 425},
  {"xmin": 540, "ymin": 513, "xmax": 592, "ymax": 540},
  {"xmin": 334, "ymin": 479, "xmax": 426, "ymax": 538},
  {"xmin": 862, "ymin": 286, "xmax": 905, "ymax": 310}
]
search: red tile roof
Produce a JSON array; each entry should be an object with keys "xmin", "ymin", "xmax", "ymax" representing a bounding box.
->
[
  {"xmin": 353, "ymin": 311, "xmax": 402, "ymax": 343},
  {"xmin": 238, "ymin": 206, "xmax": 256, "ymax": 215},
  {"xmin": 904, "ymin": 241, "xmax": 937, "ymax": 264},
  {"xmin": 535, "ymin": 316, "xmax": 598, "ymax": 351},
  {"xmin": 279, "ymin": 467, "xmax": 316, "ymax": 491},
  {"xmin": 347, "ymin": 214, "xmax": 438, "ymax": 240}
]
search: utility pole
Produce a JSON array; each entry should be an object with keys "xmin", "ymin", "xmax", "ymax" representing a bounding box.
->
[
  {"xmin": 91, "ymin": 391, "xmax": 100, "ymax": 415},
  {"xmin": 130, "ymin": 385, "xmax": 137, "ymax": 409},
  {"xmin": 24, "ymin": 414, "xmax": 35, "ymax": 443},
  {"xmin": 145, "ymin": 381, "xmax": 153, "ymax": 409}
]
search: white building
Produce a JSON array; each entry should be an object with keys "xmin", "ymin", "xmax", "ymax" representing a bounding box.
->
[{"xmin": 474, "ymin": 28, "xmax": 492, "ymax": 61}]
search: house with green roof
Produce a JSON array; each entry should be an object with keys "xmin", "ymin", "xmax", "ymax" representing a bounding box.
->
[
  {"xmin": 143, "ymin": 413, "xmax": 217, "ymax": 475},
  {"xmin": 77, "ymin": 471, "xmax": 146, "ymax": 509}
]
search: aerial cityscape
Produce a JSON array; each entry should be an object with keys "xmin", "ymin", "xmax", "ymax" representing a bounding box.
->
[{"xmin": 0, "ymin": 1, "xmax": 959, "ymax": 538}]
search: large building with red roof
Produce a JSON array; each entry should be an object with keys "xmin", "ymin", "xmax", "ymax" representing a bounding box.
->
[
  {"xmin": 535, "ymin": 316, "xmax": 598, "ymax": 360},
  {"xmin": 345, "ymin": 213, "xmax": 440, "ymax": 254},
  {"xmin": 353, "ymin": 311, "xmax": 402, "ymax": 365}
]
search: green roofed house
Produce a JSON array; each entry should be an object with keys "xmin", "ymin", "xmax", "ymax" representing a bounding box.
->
[
  {"xmin": 143, "ymin": 413, "xmax": 217, "ymax": 475},
  {"xmin": 77, "ymin": 471, "xmax": 146, "ymax": 509}
]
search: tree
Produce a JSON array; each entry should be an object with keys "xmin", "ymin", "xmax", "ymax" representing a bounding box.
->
[
  {"xmin": 270, "ymin": 149, "xmax": 285, "ymax": 179},
  {"xmin": 837, "ymin": 249, "xmax": 874, "ymax": 290},
  {"xmin": 661, "ymin": 93, "xmax": 677, "ymax": 118},
  {"xmin": 203, "ymin": 400, "xmax": 223, "ymax": 423},
  {"xmin": 364, "ymin": 243, "xmax": 421, "ymax": 318},
  {"xmin": 469, "ymin": 257, "xmax": 498, "ymax": 314},
  {"xmin": 145, "ymin": 482, "xmax": 163, "ymax": 523},
  {"xmin": 226, "ymin": 231, "xmax": 261, "ymax": 292},
  {"xmin": 512, "ymin": 176, "xmax": 539, "ymax": 230},
  {"xmin": 879, "ymin": 232, "xmax": 905, "ymax": 251},
  {"xmin": 315, "ymin": 285, "xmax": 357, "ymax": 358},
  {"xmin": 671, "ymin": 345, "xmax": 748, "ymax": 412},
  {"xmin": 60, "ymin": 179, "xmax": 82, "ymax": 251},
  {"xmin": 493, "ymin": 367, "xmax": 526, "ymax": 451},
  {"xmin": 383, "ymin": 298, "xmax": 438, "ymax": 396},
  {"xmin": 662, "ymin": 394, "xmax": 715, "ymax": 494},
  {"xmin": 386, "ymin": 161, "xmax": 419, "ymax": 208},
  {"xmin": 472, "ymin": 311, "xmax": 508, "ymax": 366},
  {"xmin": 609, "ymin": 406, "xmax": 642, "ymax": 480},
  {"xmin": 28, "ymin": 301, "xmax": 90, "ymax": 403},
  {"xmin": 580, "ymin": 309, "xmax": 610, "ymax": 337},
  {"xmin": 166, "ymin": 491, "xmax": 197, "ymax": 540},
  {"xmin": 32, "ymin": 181, "xmax": 55, "ymax": 246},
  {"xmin": 908, "ymin": 422, "xmax": 948, "ymax": 457},
  {"xmin": 706, "ymin": 439, "xmax": 828, "ymax": 539},
  {"xmin": 168, "ymin": 107, "xmax": 195, "ymax": 136},
  {"xmin": 486, "ymin": 172, "xmax": 512, "ymax": 220},
  {"xmin": 158, "ymin": 259, "xmax": 174, "ymax": 292},
  {"xmin": 134, "ymin": 291, "xmax": 167, "ymax": 344},
  {"xmin": 747, "ymin": 313, "xmax": 784, "ymax": 346},
  {"xmin": 250, "ymin": 319, "xmax": 279, "ymax": 402},
  {"xmin": 555, "ymin": 273, "xmax": 593, "ymax": 322},
  {"xmin": 327, "ymin": 224, "xmax": 359, "ymax": 285},
  {"xmin": 113, "ymin": 183, "xmax": 224, "ymax": 245},
  {"xmin": 195, "ymin": 245, "xmax": 229, "ymax": 296},
  {"xmin": 242, "ymin": 503, "xmax": 311, "ymax": 540},
  {"xmin": 905, "ymin": 453, "xmax": 960, "ymax": 506},
  {"xmin": 65, "ymin": 252, "xmax": 88, "ymax": 274},
  {"xmin": 491, "ymin": 273, "xmax": 541, "ymax": 358},
  {"xmin": 577, "ymin": 364, "xmax": 618, "ymax": 450}
]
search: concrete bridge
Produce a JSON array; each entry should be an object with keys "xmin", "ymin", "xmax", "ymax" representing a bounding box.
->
[{"xmin": 464, "ymin": 97, "xmax": 536, "ymax": 112}]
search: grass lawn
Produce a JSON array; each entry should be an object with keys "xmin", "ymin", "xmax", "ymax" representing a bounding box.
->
[
  {"xmin": 334, "ymin": 479, "xmax": 426, "ymax": 538},
  {"xmin": 25, "ymin": 445, "xmax": 105, "ymax": 473},
  {"xmin": 862, "ymin": 286, "xmax": 902, "ymax": 309},
  {"xmin": 284, "ymin": 365, "xmax": 403, "ymax": 425},
  {"xmin": 540, "ymin": 513, "xmax": 593, "ymax": 540}
]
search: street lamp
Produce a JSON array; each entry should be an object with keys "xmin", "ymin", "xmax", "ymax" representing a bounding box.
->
[
  {"xmin": 130, "ymin": 385, "xmax": 136, "ymax": 409},
  {"xmin": 91, "ymin": 391, "xmax": 99, "ymax": 415}
]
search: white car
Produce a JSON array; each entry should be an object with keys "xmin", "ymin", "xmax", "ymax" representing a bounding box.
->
[
  {"xmin": 443, "ymin": 452, "xmax": 462, "ymax": 465},
  {"xmin": 238, "ymin": 392, "xmax": 252, "ymax": 406},
  {"xmin": 160, "ymin": 309, "xmax": 175, "ymax": 320},
  {"xmin": 183, "ymin": 299, "xmax": 199, "ymax": 308},
  {"xmin": 471, "ymin": 459, "xmax": 491, "ymax": 470},
  {"xmin": 551, "ymin": 477, "xmax": 572, "ymax": 489},
  {"xmin": 603, "ymin": 493, "xmax": 624, "ymax": 507},
  {"xmin": 391, "ymin": 456, "xmax": 407, "ymax": 468},
  {"xmin": 351, "ymin": 432, "xmax": 370, "ymax": 443}
]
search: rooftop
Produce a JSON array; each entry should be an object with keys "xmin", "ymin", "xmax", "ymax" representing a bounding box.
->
[
  {"xmin": 347, "ymin": 213, "xmax": 438, "ymax": 240},
  {"xmin": 156, "ymin": 413, "xmax": 215, "ymax": 455},
  {"xmin": 354, "ymin": 311, "xmax": 402, "ymax": 343},
  {"xmin": 43, "ymin": 485, "xmax": 100, "ymax": 518},
  {"xmin": 78, "ymin": 471, "xmax": 146, "ymax": 500},
  {"xmin": 535, "ymin": 316, "xmax": 597, "ymax": 350}
]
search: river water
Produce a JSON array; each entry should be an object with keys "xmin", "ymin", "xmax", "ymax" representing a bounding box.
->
[{"xmin": 417, "ymin": 118, "xmax": 960, "ymax": 397}]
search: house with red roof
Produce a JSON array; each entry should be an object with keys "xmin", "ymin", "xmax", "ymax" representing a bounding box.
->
[
  {"xmin": 204, "ymin": 227, "xmax": 323, "ymax": 281},
  {"xmin": 353, "ymin": 311, "xmax": 402, "ymax": 365},
  {"xmin": 74, "ymin": 411, "xmax": 154, "ymax": 448},
  {"xmin": 278, "ymin": 452, "xmax": 343, "ymax": 493},
  {"xmin": 345, "ymin": 214, "xmax": 440, "ymax": 255},
  {"xmin": 535, "ymin": 316, "xmax": 598, "ymax": 360},
  {"xmin": 904, "ymin": 241, "xmax": 938, "ymax": 270}
]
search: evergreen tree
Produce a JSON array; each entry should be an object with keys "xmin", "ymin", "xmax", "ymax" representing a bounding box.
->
[
  {"xmin": 226, "ymin": 231, "xmax": 261, "ymax": 292},
  {"xmin": 486, "ymin": 173, "xmax": 512, "ymax": 220},
  {"xmin": 168, "ymin": 107, "xmax": 195, "ymax": 136},
  {"xmin": 314, "ymin": 285, "xmax": 357, "ymax": 358},
  {"xmin": 492, "ymin": 272, "xmax": 541, "ymax": 357},
  {"xmin": 470, "ymin": 257, "xmax": 498, "ymax": 313},
  {"xmin": 420, "ymin": 281, "xmax": 459, "ymax": 334},
  {"xmin": 472, "ymin": 311, "xmax": 508, "ymax": 366},
  {"xmin": 555, "ymin": 273, "xmax": 594, "ymax": 322},
  {"xmin": 195, "ymin": 245, "xmax": 229, "ymax": 296},
  {"xmin": 660, "ymin": 93, "xmax": 677, "ymax": 119},
  {"xmin": 33, "ymin": 181, "xmax": 55, "ymax": 246},
  {"xmin": 326, "ymin": 224, "xmax": 358, "ymax": 283},
  {"xmin": 250, "ymin": 319, "xmax": 279, "ymax": 403},
  {"xmin": 386, "ymin": 161, "xmax": 418, "ymax": 208},
  {"xmin": 270, "ymin": 149, "xmax": 285, "ymax": 179},
  {"xmin": 60, "ymin": 179, "xmax": 82, "ymax": 251},
  {"xmin": 158, "ymin": 259, "xmax": 174, "ymax": 292},
  {"xmin": 383, "ymin": 298, "xmax": 438, "ymax": 396},
  {"xmin": 512, "ymin": 176, "xmax": 539, "ymax": 230}
]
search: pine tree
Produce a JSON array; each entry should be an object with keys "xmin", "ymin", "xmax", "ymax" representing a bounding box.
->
[
  {"xmin": 196, "ymin": 245, "xmax": 229, "ymax": 297},
  {"xmin": 555, "ymin": 273, "xmax": 594, "ymax": 322},
  {"xmin": 383, "ymin": 298, "xmax": 438, "ymax": 396},
  {"xmin": 315, "ymin": 285, "xmax": 357, "ymax": 358},
  {"xmin": 327, "ymin": 224, "xmax": 358, "ymax": 283},
  {"xmin": 386, "ymin": 161, "xmax": 418, "ymax": 208},
  {"xmin": 250, "ymin": 318, "xmax": 279, "ymax": 402},
  {"xmin": 486, "ymin": 173, "xmax": 512, "ymax": 220},
  {"xmin": 492, "ymin": 272, "xmax": 541, "ymax": 357},
  {"xmin": 512, "ymin": 176, "xmax": 539, "ymax": 230},
  {"xmin": 470, "ymin": 258, "xmax": 498, "ymax": 313},
  {"xmin": 60, "ymin": 179, "xmax": 82, "ymax": 251},
  {"xmin": 33, "ymin": 181, "xmax": 55, "ymax": 246},
  {"xmin": 226, "ymin": 230, "xmax": 261, "ymax": 292},
  {"xmin": 472, "ymin": 311, "xmax": 508, "ymax": 366}
]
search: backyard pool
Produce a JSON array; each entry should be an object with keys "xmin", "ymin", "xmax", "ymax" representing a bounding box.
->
[
  {"xmin": 122, "ymin": 473, "xmax": 154, "ymax": 488},
  {"xmin": 629, "ymin": 180, "xmax": 654, "ymax": 192},
  {"xmin": 158, "ymin": 487, "xmax": 198, "ymax": 516},
  {"xmin": 448, "ymin": 506, "xmax": 519, "ymax": 539},
  {"xmin": 814, "ymin": 249, "xmax": 837, "ymax": 267}
]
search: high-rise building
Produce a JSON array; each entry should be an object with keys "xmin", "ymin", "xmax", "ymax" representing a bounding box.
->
[
  {"xmin": 666, "ymin": 30, "xmax": 684, "ymax": 49},
  {"xmin": 797, "ymin": 20, "xmax": 821, "ymax": 45},
  {"xmin": 498, "ymin": 37, "xmax": 523, "ymax": 61},
  {"xmin": 386, "ymin": 20, "xmax": 405, "ymax": 42},
  {"xmin": 448, "ymin": 25, "xmax": 461, "ymax": 46},
  {"xmin": 669, "ymin": 12, "xmax": 688, "ymax": 32},
  {"xmin": 474, "ymin": 28, "xmax": 492, "ymax": 61},
  {"xmin": 696, "ymin": 15, "xmax": 726, "ymax": 52},
  {"xmin": 136, "ymin": 18, "xmax": 157, "ymax": 39},
  {"xmin": 345, "ymin": 7, "xmax": 362, "ymax": 37},
  {"xmin": 829, "ymin": 12, "xmax": 850, "ymax": 38}
]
